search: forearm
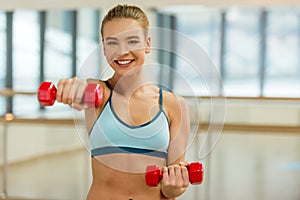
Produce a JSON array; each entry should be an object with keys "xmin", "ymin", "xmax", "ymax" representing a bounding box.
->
[{"xmin": 161, "ymin": 186, "xmax": 186, "ymax": 199}]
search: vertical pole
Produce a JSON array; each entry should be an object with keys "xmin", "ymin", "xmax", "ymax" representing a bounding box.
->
[
  {"xmin": 219, "ymin": 11, "xmax": 227, "ymax": 96},
  {"xmin": 259, "ymin": 8, "xmax": 267, "ymax": 97},
  {"xmin": 298, "ymin": 14, "xmax": 300, "ymax": 79},
  {"xmin": 71, "ymin": 10, "xmax": 77, "ymax": 77},
  {"xmin": 39, "ymin": 11, "xmax": 46, "ymax": 83},
  {"xmin": 169, "ymin": 15, "xmax": 177, "ymax": 91},
  {"xmin": 6, "ymin": 12, "xmax": 13, "ymax": 114},
  {"xmin": 156, "ymin": 12, "xmax": 166, "ymax": 87},
  {"xmin": 94, "ymin": 10, "xmax": 100, "ymax": 43},
  {"xmin": 39, "ymin": 11, "xmax": 46, "ymax": 110}
]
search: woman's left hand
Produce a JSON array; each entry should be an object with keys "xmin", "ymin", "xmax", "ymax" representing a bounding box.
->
[{"xmin": 160, "ymin": 162, "xmax": 190, "ymax": 199}]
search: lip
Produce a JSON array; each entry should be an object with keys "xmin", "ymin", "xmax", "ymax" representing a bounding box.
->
[{"xmin": 114, "ymin": 59, "xmax": 135, "ymax": 67}]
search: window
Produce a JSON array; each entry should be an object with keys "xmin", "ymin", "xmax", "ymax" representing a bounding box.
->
[
  {"xmin": 13, "ymin": 10, "xmax": 40, "ymax": 115},
  {"xmin": 77, "ymin": 9, "xmax": 99, "ymax": 68},
  {"xmin": 159, "ymin": 6, "xmax": 300, "ymax": 98},
  {"xmin": 175, "ymin": 7, "xmax": 221, "ymax": 96},
  {"xmin": 44, "ymin": 11, "xmax": 73, "ymax": 83},
  {"xmin": 77, "ymin": 9, "xmax": 103, "ymax": 80},
  {"xmin": 264, "ymin": 7, "xmax": 300, "ymax": 97},
  {"xmin": 177, "ymin": 9, "xmax": 221, "ymax": 67},
  {"xmin": 0, "ymin": 9, "xmax": 104, "ymax": 115},
  {"xmin": 156, "ymin": 7, "xmax": 222, "ymax": 96},
  {"xmin": 0, "ymin": 11, "xmax": 5, "ymax": 115},
  {"xmin": 1, "ymin": 6, "xmax": 299, "ymax": 116},
  {"xmin": 223, "ymin": 7, "xmax": 261, "ymax": 96}
]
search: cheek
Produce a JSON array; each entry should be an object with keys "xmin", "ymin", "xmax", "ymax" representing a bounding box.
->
[
  {"xmin": 134, "ymin": 51, "xmax": 146, "ymax": 62},
  {"xmin": 104, "ymin": 48, "xmax": 115, "ymax": 61}
]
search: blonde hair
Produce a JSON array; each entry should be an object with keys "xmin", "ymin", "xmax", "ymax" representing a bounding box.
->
[{"xmin": 100, "ymin": 4, "xmax": 149, "ymax": 40}]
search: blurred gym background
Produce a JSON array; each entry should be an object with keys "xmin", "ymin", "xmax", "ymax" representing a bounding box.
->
[{"xmin": 0, "ymin": 0, "xmax": 299, "ymax": 199}]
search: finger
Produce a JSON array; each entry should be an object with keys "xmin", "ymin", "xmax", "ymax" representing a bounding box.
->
[
  {"xmin": 70, "ymin": 79, "xmax": 86, "ymax": 104},
  {"xmin": 69, "ymin": 79, "xmax": 79, "ymax": 104},
  {"xmin": 56, "ymin": 80, "xmax": 66, "ymax": 102},
  {"xmin": 167, "ymin": 165, "xmax": 175, "ymax": 177},
  {"xmin": 174, "ymin": 165, "xmax": 181, "ymax": 177},
  {"xmin": 162, "ymin": 167, "xmax": 169, "ymax": 182},
  {"xmin": 181, "ymin": 166, "xmax": 190, "ymax": 187},
  {"xmin": 179, "ymin": 161, "xmax": 190, "ymax": 167},
  {"xmin": 61, "ymin": 79, "xmax": 74, "ymax": 104},
  {"xmin": 67, "ymin": 79, "xmax": 82, "ymax": 105}
]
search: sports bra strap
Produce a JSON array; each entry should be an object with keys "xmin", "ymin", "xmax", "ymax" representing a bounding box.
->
[
  {"xmin": 105, "ymin": 81, "xmax": 111, "ymax": 89},
  {"xmin": 159, "ymin": 88, "xmax": 163, "ymax": 108}
]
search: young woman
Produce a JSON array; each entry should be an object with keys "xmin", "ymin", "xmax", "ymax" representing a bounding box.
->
[{"xmin": 56, "ymin": 4, "xmax": 191, "ymax": 200}]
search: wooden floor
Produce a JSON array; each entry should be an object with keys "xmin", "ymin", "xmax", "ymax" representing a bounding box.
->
[
  {"xmin": 1, "ymin": 131, "xmax": 300, "ymax": 200},
  {"xmin": 0, "ymin": 148, "xmax": 91, "ymax": 200}
]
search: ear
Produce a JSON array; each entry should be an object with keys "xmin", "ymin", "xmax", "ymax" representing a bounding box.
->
[{"xmin": 145, "ymin": 37, "xmax": 151, "ymax": 54}]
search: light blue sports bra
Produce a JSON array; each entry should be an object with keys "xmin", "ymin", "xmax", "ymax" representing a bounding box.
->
[{"xmin": 89, "ymin": 82, "xmax": 170, "ymax": 160}]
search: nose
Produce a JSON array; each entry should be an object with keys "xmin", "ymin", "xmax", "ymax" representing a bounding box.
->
[{"xmin": 117, "ymin": 42, "xmax": 129, "ymax": 56}]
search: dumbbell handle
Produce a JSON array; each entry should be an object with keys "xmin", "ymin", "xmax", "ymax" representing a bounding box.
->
[
  {"xmin": 37, "ymin": 81, "xmax": 103, "ymax": 107},
  {"xmin": 145, "ymin": 162, "xmax": 204, "ymax": 187}
]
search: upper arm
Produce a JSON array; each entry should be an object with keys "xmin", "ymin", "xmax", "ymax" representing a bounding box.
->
[{"xmin": 165, "ymin": 93, "xmax": 190, "ymax": 165}]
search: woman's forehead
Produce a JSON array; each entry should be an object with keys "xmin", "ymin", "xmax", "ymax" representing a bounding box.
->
[{"xmin": 102, "ymin": 18, "xmax": 145, "ymax": 39}]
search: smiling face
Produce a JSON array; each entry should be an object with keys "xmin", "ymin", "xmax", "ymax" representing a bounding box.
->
[{"xmin": 102, "ymin": 18, "xmax": 151, "ymax": 77}]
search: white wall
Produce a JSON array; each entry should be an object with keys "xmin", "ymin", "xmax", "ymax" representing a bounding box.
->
[
  {"xmin": 0, "ymin": 123, "xmax": 83, "ymax": 164},
  {"xmin": 188, "ymin": 98, "xmax": 300, "ymax": 126},
  {"xmin": 0, "ymin": 0, "xmax": 299, "ymax": 10}
]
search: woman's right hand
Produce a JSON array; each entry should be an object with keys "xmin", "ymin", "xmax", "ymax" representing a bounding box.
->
[{"xmin": 56, "ymin": 77, "xmax": 88, "ymax": 111}]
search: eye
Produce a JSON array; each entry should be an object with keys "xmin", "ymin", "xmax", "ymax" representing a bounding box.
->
[
  {"xmin": 128, "ymin": 40, "xmax": 140, "ymax": 45},
  {"xmin": 106, "ymin": 41, "xmax": 118, "ymax": 46}
]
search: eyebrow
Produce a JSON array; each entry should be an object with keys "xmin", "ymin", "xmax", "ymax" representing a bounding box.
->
[
  {"xmin": 126, "ymin": 36, "xmax": 140, "ymax": 40},
  {"xmin": 105, "ymin": 36, "xmax": 140, "ymax": 41},
  {"xmin": 105, "ymin": 37, "xmax": 117, "ymax": 41}
]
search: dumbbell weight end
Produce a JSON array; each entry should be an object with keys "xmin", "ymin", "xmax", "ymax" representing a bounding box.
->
[{"xmin": 37, "ymin": 82, "xmax": 57, "ymax": 106}]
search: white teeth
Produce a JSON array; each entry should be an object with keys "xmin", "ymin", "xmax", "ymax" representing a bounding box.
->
[{"xmin": 117, "ymin": 60, "xmax": 132, "ymax": 65}]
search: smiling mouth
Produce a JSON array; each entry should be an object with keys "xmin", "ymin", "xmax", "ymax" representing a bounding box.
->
[{"xmin": 114, "ymin": 59, "xmax": 135, "ymax": 66}]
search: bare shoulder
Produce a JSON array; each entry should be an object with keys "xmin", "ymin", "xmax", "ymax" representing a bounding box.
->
[
  {"xmin": 163, "ymin": 90, "xmax": 187, "ymax": 107},
  {"xmin": 162, "ymin": 90, "xmax": 188, "ymax": 121}
]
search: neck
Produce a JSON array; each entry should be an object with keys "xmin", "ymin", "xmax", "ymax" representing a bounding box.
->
[{"xmin": 110, "ymin": 68, "xmax": 147, "ymax": 97}]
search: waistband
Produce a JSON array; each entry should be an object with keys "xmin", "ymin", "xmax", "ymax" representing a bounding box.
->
[{"xmin": 91, "ymin": 146, "xmax": 167, "ymax": 160}]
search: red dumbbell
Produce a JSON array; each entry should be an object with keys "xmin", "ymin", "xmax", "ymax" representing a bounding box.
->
[
  {"xmin": 145, "ymin": 162, "xmax": 204, "ymax": 186},
  {"xmin": 37, "ymin": 81, "xmax": 103, "ymax": 107}
]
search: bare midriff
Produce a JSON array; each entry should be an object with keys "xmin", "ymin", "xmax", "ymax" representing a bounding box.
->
[{"xmin": 86, "ymin": 154, "xmax": 167, "ymax": 200}]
